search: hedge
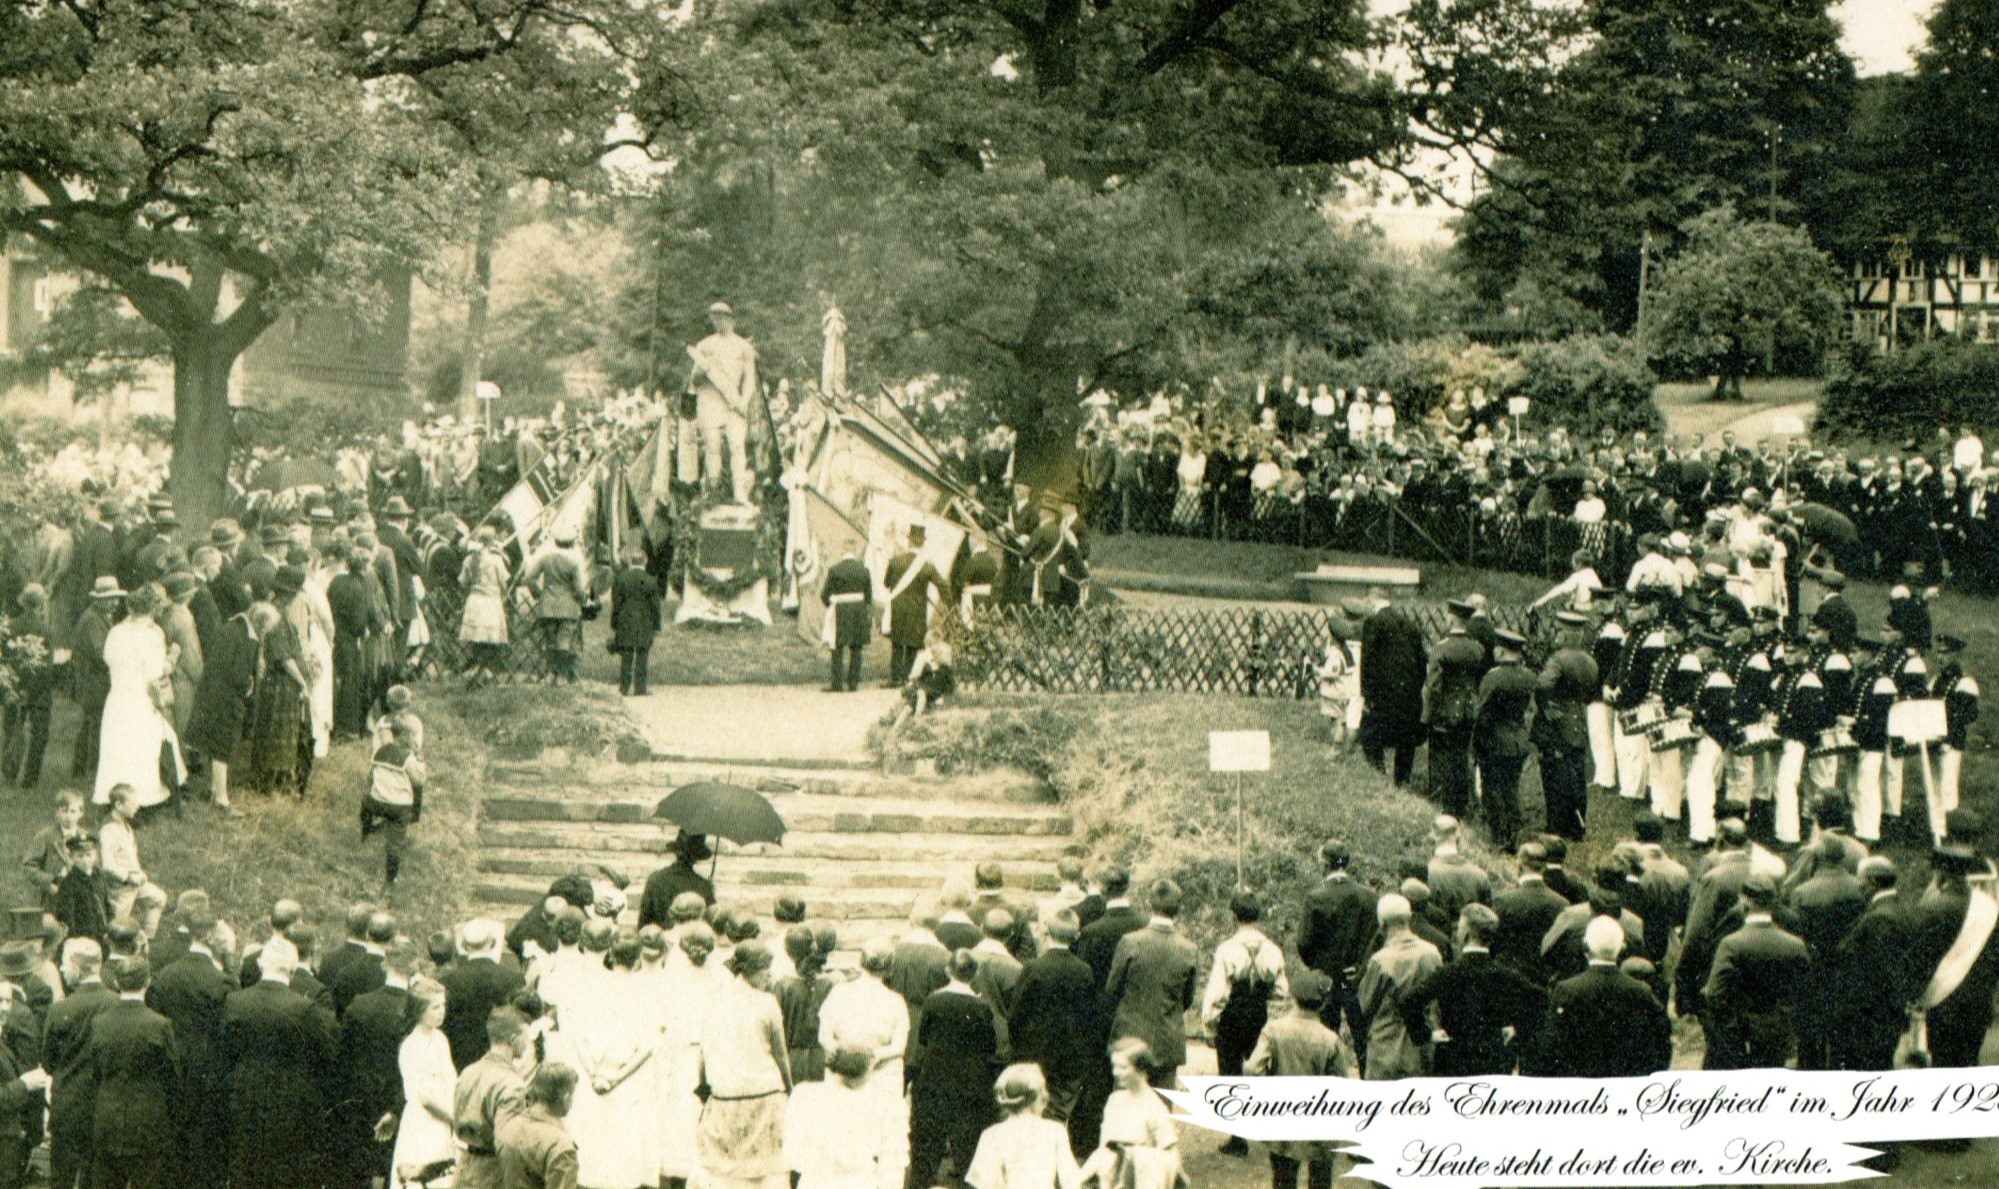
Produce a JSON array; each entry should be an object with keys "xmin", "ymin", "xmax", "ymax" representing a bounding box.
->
[{"xmin": 1817, "ymin": 338, "xmax": 1999, "ymax": 442}]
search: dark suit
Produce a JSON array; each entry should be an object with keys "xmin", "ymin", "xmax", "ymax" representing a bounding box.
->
[
  {"xmin": 439, "ymin": 958, "xmax": 525, "ymax": 1071},
  {"xmin": 1360, "ymin": 606, "xmax": 1428, "ymax": 784},
  {"xmin": 1405, "ymin": 949, "xmax": 1545, "ymax": 1075},
  {"xmin": 933, "ymin": 918, "xmax": 982, "ymax": 955},
  {"xmin": 44, "ymin": 981, "xmax": 117, "ymax": 1189},
  {"xmin": 1493, "ymin": 878, "xmax": 1569, "ymax": 978},
  {"xmin": 1702, "ymin": 918, "xmax": 1811, "ymax": 1070},
  {"xmin": 1909, "ymin": 875, "xmax": 1999, "ymax": 1069},
  {"xmin": 1829, "ymin": 891, "xmax": 1919, "ymax": 1070},
  {"xmin": 819, "ymin": 557, "xmax": 873, "ymax": 691},
  {"xmin": 971, "ymin": 891, "xmax": 1038, "ymax": 963},
  {"xmin": 221, "ymin": 981, "xmax": 340, "ymax": 1189},
  {"xmin": 610, "ymin": 565, "xmax": 663, "ymax": 695},
  {"xmin": 146, "ymin": 952, "xmax": 231, "ymax": 1189},
  {"xmin": 1107, "ymin": 924, "xmax": 1197, "ymax": 1078},
  {"xmin": 1297, "ymin": 874, "xmax": 1376, "ymax": 1038},
  {"xmin": 882, "ymin": 551, "xmax": 941, "ymax": 683},
  {"xmin": 316, "ymin": 940, "xmax": 372, "ymax": 999},
  {"xmin": 83, "ymin": 998, "xmax": 182, "ymax": 1189},
  {"xmin": 341, "ymin": 983, "xmax": 415, "ymax": 1187},
  {"xmin": 1074, "ymin": 905, "xmax": 1146, "ymax": 993},
  {"xmin": 1788, "ymin": 869, "xmax": 1870, "ymax": 1069},
  {"xmin": 325, "ymin": 948, "xmax": 386, "ymax": 1018},
  {"xmin": 0, "ymin": 1001, "xmax": 47, "ymax": 1189},
  {"xmin": 1425, "ymin": 630, "xmax": 1487, "ymax": 817},
  {"xmin": 1677, "ymin": 849, "xmax": 1755, "ymax": 1019},
  {"xmin": 1473, "ymin": 661, "xmax": 1538, "ymax": 850},
  {"xmin": 1008, "ymin": 946, "xmax": 1098, "ymax": 1129},
  {"xmin": 908, "ymin": 991, "xmax": 999, "ymax": 1189},
  {"xmin": 1534, "ymin": 964, "xmax": 1670, "ymax": 1078}
]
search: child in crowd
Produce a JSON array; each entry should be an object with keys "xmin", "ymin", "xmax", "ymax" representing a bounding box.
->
[
  {"xmin": 965, "ymin": 1063, "xmax": 1081, "ymax": 1189},
  {"xmin": 22, "ymin": 789, "xmax": 87, "ymax": 908},
  {"xmin": 783, "ymin": 1046, "xmax": 909, "ymax": 1189},
  {"xmin": 362, "ymin": 718, "xmax": 426, "ymax": 895},
  {"xmin": 98, "ymin": 784, "xmax": 166, "ymax": 937},
  {"xmin": 1246, "ymin": 972, "xmax": 1352, "ymax": 1189},
  {"xmin": 885, "ymin": 640, "xmax": 956, "ymax": 730},
  {"xmin": 49, "ymin": 835, "xmax": 111, "ymax": 944},
  {"xmin": 374, "ymin": 684, "xmax": 426, "ymax": 755},
  {"xmin": 1315, "ymin": 637, "xmax": 1355, "ymax": 750}
]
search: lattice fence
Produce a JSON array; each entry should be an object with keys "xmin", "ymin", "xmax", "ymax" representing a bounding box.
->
[
  {"xmin": 407, "ymin": 586, "xmax": 565, "ymax": 682},
  {"xmin": 950, "ymin": 603, "xmax": 1551, "ymax": 700}
]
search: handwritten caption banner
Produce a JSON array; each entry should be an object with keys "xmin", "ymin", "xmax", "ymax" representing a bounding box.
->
[{"xmin": 1163, "ymin": 1070, "xmax": 1999, "ymax": 1187}]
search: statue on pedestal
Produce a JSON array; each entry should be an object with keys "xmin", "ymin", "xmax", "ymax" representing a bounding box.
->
[
  {"xmin": 679, "ymin": 301, "xmax": 759, "ymax": 505},
  {"xmin": 820, "ymin": 293, "xmax": 847, "ymax": 401}
]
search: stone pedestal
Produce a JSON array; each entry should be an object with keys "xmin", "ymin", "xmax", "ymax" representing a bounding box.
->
[{"xmin": 676, "ymin": 503, "xmax": 772, "ymax": 624}]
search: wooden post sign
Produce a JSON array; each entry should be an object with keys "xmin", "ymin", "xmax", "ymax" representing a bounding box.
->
[{"xmin": 1210, "ymin": 731, "xmax": 1270, "ymax": 886}]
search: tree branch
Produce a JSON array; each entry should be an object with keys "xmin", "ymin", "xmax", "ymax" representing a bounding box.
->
[{"xmin": 1133, "ymin": 0, "xmax": 1244, "ymax": 76}]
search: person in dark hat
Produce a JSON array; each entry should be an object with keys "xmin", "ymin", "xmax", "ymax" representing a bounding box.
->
[
  {"xmin": 1907, "ymin": 809, "xmax": 1999, "ymax": 1073},
  {"xmin": 1808, "ymin": 569, "xmax": 1856, "ymax": 651},
  {"xmin": 882, "ymin": 524, "xmax": 942, "ymax": 686},
  {"xmin": 1701, "ymin": 870, "xmax": 1809, "ymax": 1070},
  {"xmin": 0, "ymin": 940, "xmax": 52, "ymax": 1188},
  {"xmin": 637, "ymin": 831, "xmax": 716, "ymax": 930},
  {"xmin": 375, "ymin": 496, "xmax": 423, "ymax": 663},
  {"xmin": 1424, "ymin": 602, "xmax": 1485, "ymax": 819},
  {"xmin": 1771, "ymin": 641, "xmax": 1826, "ymax": 847},
  {"xmin": 1473, "ymin": 628, "xmax": 1537, "ymax": 852},
  {"xmin": 1359, "ymin": 593, "xmax": 1427, "ymax": 787},
  {"xmin": 243, "ymin": 524, "xmax": 287, "ymax": 602},
  {"xmin": 1536, "ymin": 611, "xmax": 1599, "ymax": 841}
]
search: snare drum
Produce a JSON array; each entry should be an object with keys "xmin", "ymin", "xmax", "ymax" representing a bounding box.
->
[
  {"xmin": 1651, "ymin": 719, "xmax": 1698, "ymax": 752},
  {"xmin": 1736, "ymin": 723, "xmax": 1782, "ymax": 755},
  {"xmin": 1620, "ymin": 703, "xmax": 1667, "ymax": 737},
  {"xmin": 1811, "ymin": 727, "xmax": 1860, "ymax": 759}
]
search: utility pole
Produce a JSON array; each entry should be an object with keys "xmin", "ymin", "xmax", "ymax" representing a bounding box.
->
[
  {"xmin": 1768, "ymin": 124, "xmax": 1780, "ymax": 224},
  {"xmin": 1636, "ymin": 228, "xmax": 1652, "ymax": 328}
]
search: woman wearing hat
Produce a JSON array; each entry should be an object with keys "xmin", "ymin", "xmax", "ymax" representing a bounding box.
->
[
  {"xmin": 457, "ymin": 525, "xmax": 511, "ymax": 687},
  {"xmin": 67, "ymin": 577, "xmax": 124, "ymax": 782},
  {"xmin": 243, "ymin": 579, "xmax": 312, "ymax": 796},
  {"xmin": 94, "ymin": 583, "xmax": 184, "ymax": 811},
  {"xmin": 160, "ymin": 572, "xmax": 205, "ymax": 741}
]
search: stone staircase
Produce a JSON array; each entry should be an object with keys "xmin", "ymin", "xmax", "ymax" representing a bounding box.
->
[{"xmin": 473, "ymin": 751, "xmax": 1079, "ymax": 948}]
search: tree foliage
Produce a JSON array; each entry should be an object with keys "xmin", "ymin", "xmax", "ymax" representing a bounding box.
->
[
  {"xmin": 1638, "ymin": 208, "xmax": 1841, "ymax": 397},
  {"xmin": 1819, "ymin": 339, "xmax": 1999, "ymax": 442}
]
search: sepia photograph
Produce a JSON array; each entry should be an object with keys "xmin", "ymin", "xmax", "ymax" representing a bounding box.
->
[{"xmin": 0, "ymin": 0, "xmax": 1996, "ymax": 1185}]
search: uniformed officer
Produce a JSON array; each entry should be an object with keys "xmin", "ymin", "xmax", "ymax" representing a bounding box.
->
[
  {"xmin": 881, "ymin": 525, "xmax": 942, "ymax": 685},
  {"xmin": 1587, "ymin": 603, "xmax": 1626, "ymax": 793},
  {"xmin": 1423, "ymin": 600, "xmax": 1486, "ymax": 820},
  {"xmin": 1879, "ymin": 622, "xmax": 1931, "ymax": 836},
  {"xmin": 1474, "ymin": 629, "xmax": 1538, "ymax": 852},
  {"xmin": 1650, "ymin": 616, "xmax": 1705, "ymax": 825},
  {"xmin": 1850, "ymin": 636, "xmax": 1896, "ymax": 845},
  {"xmin": 1805, "ymin": 618, "xmax": 1856, "ymax": 803},
  {"xmin": 951, "ymin": 524, "xmax": 1001, "ymax": 628},
  {"xmin": 1932, "ymin": 634, "xmax": 1979, "ymax": 839},
  {"xmin": 819, "ymin": 547, "xmax": 873, "ymax": 692},
  {"xmin": 1537, "ymin": 610, "xmax": 1599, "ymax": 842},
  {"xmin": 1608, "ymin": 595, "xmax": 1669, "ymax": 802}
]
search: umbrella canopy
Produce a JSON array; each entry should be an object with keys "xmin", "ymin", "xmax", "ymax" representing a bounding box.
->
[
  {"xmin": 248, "ymin": 457, "xmax": 340, "ymax": 493},
  {"xmin": 653, "ymin": 781, "xmax": 786, "ymax": 846},
  {"xmin": 1794, "ymin": 502, "xmax": 1859, "ymax": 545}
]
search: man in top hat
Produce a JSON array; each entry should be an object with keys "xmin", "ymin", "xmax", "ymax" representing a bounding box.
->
[
  {"xmin": 1932, "ymin": 634, "xmax": 1979, "ymax": 829},
  {"xmin": 1473, "ymin": 629, "xmax": 1537, "ymax": 853},
  {"xmin": 1536, "ymin": 611, "xmax": 1599, "ymax": 841},
  {"xmin": 881, "ymin": 525, "xmax": 942, "ymax": 686},
  {"xmin": 682, "ymin": 301, "xmax": 760, "ymax": 504},
  {"xmin": 819, "ymin": 547, "xmax": 873, "ymax": 693},
  {"xmin": 1423, "ymin": 601, "xmax": 1486, "ymax": 820}
]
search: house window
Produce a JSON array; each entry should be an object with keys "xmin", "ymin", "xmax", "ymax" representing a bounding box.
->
[
  {"xmin": 1860, "ymin": 260, "xmax": 1877, "ymax": 278},
  {"xmin": 1969, "ymin": 255, "xmax": 1985, "ymax": 279}
]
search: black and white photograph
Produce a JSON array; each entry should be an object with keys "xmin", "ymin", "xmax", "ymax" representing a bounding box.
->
[{"xmin": 0, "ymin": 0, "xmax": 1997, "ymax": 1185}]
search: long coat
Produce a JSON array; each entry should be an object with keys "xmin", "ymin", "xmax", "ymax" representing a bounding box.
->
[
  {"xmin": 183, "ymin": 616, "xmax": 258, "ymax": 761},
  {"xmin": 609, "ymin": 566, "xmax": 663, "ymax": 652},
  {"xmin": 882, "ymin": 551, "xmax": 941, "ymax": 647},
  {"xmin": 1008, "ymin": 947, "xmax": 1099, "ymax": 1083},
  {"xmin": 1533, "ymin": 965, "xmax": 1671, "ymax": 1078},
  {"xmin": 42, "ymin": 982, "xmax": 117, "ymax": 1189},
  {"xmin": 1359, "ymin": 606, "xmax": 1427, "ymax": 735},
  {"xmin": 221, "ymin": 981, "xmax": 340, "ymax": 1189},
  {"xmin": 910, "ymin": 990, "xmax": 1000, "ymax": 1128},
  {"xmin": 147, "ymin": 952, "xmax": 232, "ymax": 1186},
  {"xmin": 819, "ymin": 558, "xmax": 873, "ymax": 649},
  {"xmin": 1106, "ymin": 924, "xmax": 1198, "ymax": 1070},
  {"xmin": 438, "ymin": 958, "xmax": 526, "ymax": 1072},
  {"xmin": 82, "ymin": 999, "xmax": 183, "ymax": 1168}
]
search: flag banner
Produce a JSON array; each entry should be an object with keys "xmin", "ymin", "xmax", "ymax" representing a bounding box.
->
[{"xmin": 1164, "ymin": 1070, "xmax": 1999, "ymax": 1188}]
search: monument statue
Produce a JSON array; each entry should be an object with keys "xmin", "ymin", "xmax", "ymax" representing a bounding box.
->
[
  {"xmin": 820, "ymin": 295, "xmax": 847, "ymax": 400},
  {"xmin": 681, "ymin": 300, "xmax": 760, "ymax": 505}
]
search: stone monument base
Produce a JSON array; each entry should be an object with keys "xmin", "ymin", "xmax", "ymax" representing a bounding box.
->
[{"xmin": 676, "ymin": 502, "xmax": 773, "ymax": 625}]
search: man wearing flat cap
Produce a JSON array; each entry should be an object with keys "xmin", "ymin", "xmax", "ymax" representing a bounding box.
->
[
  {"xmin": 1473, "ymin": 629, "xmax": 1537, "ymax": 852},
  {"xmin": 682, "ymin": 301, "xmax": 761, "ymax": 505}
]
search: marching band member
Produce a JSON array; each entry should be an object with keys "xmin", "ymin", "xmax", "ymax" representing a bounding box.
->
[
  {"xmin": 1686, "ymin": 631, "xmax": 1737, "ymax": 846},
  {"xmin": 1772, "ymin": 643, "xmax": 1828, "ymax": 847},
  {"xmin": 1934, "ymin": 634, "xmax": 1980, "ymax": 826},
  {"xmin": 1850, "ymin": 636, "xmax": 1894, "ymax": 845},
  {"xmin": 1587, "ymin": 604, "xmax": 1626, "ymax": 794},
  {"xmin": 1609, "ymin": 595, "xmax": 1668, "ymax": 802},
  {"xmin": 1880, "ymin": 622, "xmax": 1931, "ymax": 836},
  {"xmin": 1648, "ymin": 617, "xmax": 1704, "ymax": 825},
  {"xmin": 1805, "ymin": 618, "xmax": 1856, "ymax": 803}
]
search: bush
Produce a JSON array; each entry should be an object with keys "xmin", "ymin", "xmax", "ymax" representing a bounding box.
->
[
  {"xmin": 1506, "ymin": 334, "xmax": 1661, "ymax": 437},
  {"xmin": 1817, "ymin": 337, "xmax": 1999, "ymax": 441},
  {"xmin": 1325, "ymin": 336, "xmax": 1521, "ymax": 422}
]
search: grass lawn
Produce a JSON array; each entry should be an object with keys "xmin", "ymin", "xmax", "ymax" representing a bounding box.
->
[
  {"xmin": 2, "ymin": 680, "xmax": 637, "ymax": 951},
  {"xmin": 1091, "ymin": 533, "xmax": 1552, "ymax": 607},
  {"xmin": 1654, "ymin": 376, "xmax": 1822, "ymax": 444},
  {"xmin": 528, "ymin": 602, "xmax": 886, "ymax": 689}
]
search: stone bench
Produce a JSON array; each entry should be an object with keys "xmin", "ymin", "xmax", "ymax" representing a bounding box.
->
[{"xmin": 1293, "ymin": 564, "xmax": 1421, "ymax": 605}]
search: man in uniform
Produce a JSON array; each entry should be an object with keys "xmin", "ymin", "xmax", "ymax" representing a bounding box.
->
[
  {"xmin": 1932, "ymin": 634, "xmax": 1979, "ymax": 833},
  {"xmin": 1804, "ymin": 618, "xmax": 1856, "ymax": 804},
  {"xmin": 682, "ymin": 301, "xmax": 761, "ymax": 505},
  {"xmin": 819, "ymin": 547, "xmax": 873, "ymax": 693},
  {"xmin": 1879, "ymin": 622, "xmax": 1931, "ymax": 837},
  {"xmin": 1587, "ymin": 604, "xmax": 1626, "ymax": 794},
  {"xmin": 1423, "ymin": 600, "xmax": 1486, "ymax": 819},
  {"xmin": 1607, "ymin": 596, "xmax": 1667, "ymax": 803},
  {"xmin": 1473, "ymin": 629, "xmax": 1537, "ymax": 852},
  {"xmin": 1771, "ymin": 643, "xmax": 1827, "ymax": 847},
  {"xmin": 1685, "ymin": 631, "xmax": 1739, "ymax": 847},
  {"xmin": 1536, "ymin": 612, "xmax": 1599, "ymax": 841},
  {"xmin": 881, "ymin": 525, "xmax": 942, "ymax": 686},
  {"xmin": 452, "ymin": 1007, "xmax": 531, "ymax": 1189}
]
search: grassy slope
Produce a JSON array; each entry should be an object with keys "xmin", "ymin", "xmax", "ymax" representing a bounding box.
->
[
  {"xmin": 4, "ymin": 682, "xmax": 636, "ymax": 949},
  {"xmin": 1091, "ymin": 534, "xmax": 1552, "ymax": 607},
  {"xmin": 1654, "ymin": 377, "xmax": 1822, "ymax": 443}
]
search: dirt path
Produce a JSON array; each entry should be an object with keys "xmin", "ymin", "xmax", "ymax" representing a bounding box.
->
[{"xmin": 621, "ymin": 683, "xmax": 897, "ymax": 763}]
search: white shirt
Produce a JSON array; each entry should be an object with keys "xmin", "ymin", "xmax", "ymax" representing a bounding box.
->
[{"xmin": 1955, "ymin": 435, "xmax": 1984, "ymax": 472}]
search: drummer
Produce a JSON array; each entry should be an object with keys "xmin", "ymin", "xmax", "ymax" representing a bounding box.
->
[
  {"xmin": 1685, "ymin": 629, "xmax": 1737, "ymax": 846},
  {"xmin": 1850, "ymin": 635, "xmax": 1895, "ymax": 845},
  {"xmin": 1805, "ymin": 616, "xmax": 1857, "ymax": 805},
  {"xmin": 1772, "ymin": 643, "xmax": 1828, "ymax": 848},
  {"xmin": 1648, "ymin": 616, "xmax": 1704, "ymax": 824}
]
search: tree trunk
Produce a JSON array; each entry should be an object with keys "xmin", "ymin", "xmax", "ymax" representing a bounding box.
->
[
  {"xmin": 168, "ymin": 333, "xmax": 241, "ymax": 531},
  {"xmin": 457, "ymin": 192, "xmax": 504, "ymax": 422}
]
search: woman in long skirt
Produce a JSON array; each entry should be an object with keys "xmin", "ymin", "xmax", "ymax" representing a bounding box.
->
[
  {"xmin": 571, "ymin": 933, "xmax": 660, "ymax": 1189},
  {"xmin": 327, "ymin": 548, "xmax": 382, "ymax": 740},
  {"xmin": 95, "ymin": 584, "xmax": 184, "ymax": 810},
  {"xmin": 244, "ymin": 591, "xmax": 311, "ymax": 796},
  {"xmin": 183, "ymin": 604, "xmax": 258, "ymax": 813},
  {"xmin": 295, "ymin": 553, "xmax": 338, "ymax": 758},
  {"xmin": 693, "ymin": 942, "xmax": 792, "ymax": 1189}
]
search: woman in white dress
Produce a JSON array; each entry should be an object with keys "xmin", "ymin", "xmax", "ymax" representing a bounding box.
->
[
  {"xmin": 94, "ymin": 583, "xmax": 183, "ymax": 809},
  {"xmin": 294, "ymin": 550, "xmax": 338, "ymax": 758},
  {"xmin": 571, "ymin": 933, "xmax": 660, "ymax": 1189},
  {"xmin": 391, "ymin": 979, "xmax": 457, "ymax": 1188},
  {"xmin": 457, "ymin": 526, "xmax": 511, "ymax": 687},
  {"xmin": 657, "ymin": 922, "xmax": 720, "ymax": 1187}
]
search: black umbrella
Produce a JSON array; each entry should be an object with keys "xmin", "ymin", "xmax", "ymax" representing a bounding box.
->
[{"xmin": 653, "ymin": 781, "xmax": 786, "ymax": 846}]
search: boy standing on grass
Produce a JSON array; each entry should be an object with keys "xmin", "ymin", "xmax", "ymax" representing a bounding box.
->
[
  {"xmin": 22, "ymin": 790, "xmax": 87, "ymax": 909},
  {"xmin": 97, "ymin": 785, "xmax": 165, "ymax": 939},
  {"xmin": 362, "ymin": 719, "xmax": 426, "ymax": 896},
  {"xmin": 1245, "ymin": 971, "xmax": 1352, "ymax": 1189},
  {"xmin": 48, "ymin": 837, "xmax": 110, "ymax": 945}
]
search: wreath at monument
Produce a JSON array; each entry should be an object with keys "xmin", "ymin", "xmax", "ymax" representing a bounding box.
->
[{"xmin": 673, "ymin": 489, "xmax": 785, "ymax": 601}]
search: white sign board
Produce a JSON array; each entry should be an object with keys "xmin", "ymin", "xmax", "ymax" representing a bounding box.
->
[
  {"xmin": 1209, "ymin": 731, "xmax": 1271, "ymax": 773},
  {"xmin": 1507, "ymin": 396, "xmax": 1530, "ymax": 417},
  {"xmin": 1890, "ymin": 698, "xmax": 1948, "ymax": 745},
  {"xmin": 476, "ymin": 380, "xmax": 502, "ymax": 402},
  {"xmin": 1771, "ymin": 413, "xmax": 1807, "ymax": 436}
]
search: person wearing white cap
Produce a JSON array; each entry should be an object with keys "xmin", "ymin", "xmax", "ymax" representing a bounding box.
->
[{"xmin": 681, "ymin": 301, "xmax": 761, "ymax": 505}]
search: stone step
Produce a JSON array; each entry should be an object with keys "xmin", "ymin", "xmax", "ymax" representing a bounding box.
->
[
  {"xmin": 481, "ymin": 792, "xmax": 1072, "ymax": 835},
  {"xmin": 477, "ymin": 822, "xmax": 1076, "ymax": 864},
  {"xmin": 479, "ymin": 848, "xmax": 1064, "ymax": 892},
  {"xmin": 487, "ymin": 763, "xmax": 1049, "ymax": 805}
]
